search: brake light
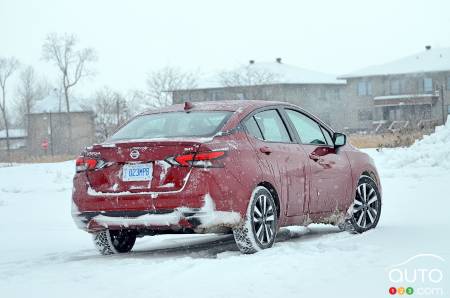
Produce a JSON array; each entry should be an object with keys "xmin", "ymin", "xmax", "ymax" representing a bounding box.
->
[
  {"xmin": 75, "ymin": 156, "xmax": 99, "ymax": 172},
  {"xmin": 167, "ymin": 150, "xmax": 226, "ymax": 168}
]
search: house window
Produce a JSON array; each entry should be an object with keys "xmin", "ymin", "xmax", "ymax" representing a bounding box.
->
[
  {"xmin": 423, "ymin": 78, "xmax": 433, "ymax": 93},
  {"xmin": 390, "ymin": 80, "xmax": 401, "ymax": 94},
  {"xmin": 357, "ymin": 81, "xmax": 372, "ymax": 96}
]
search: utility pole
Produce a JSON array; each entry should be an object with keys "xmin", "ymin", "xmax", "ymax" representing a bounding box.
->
[{"xmin": 440, "ymin": 85, "xmax": 445, "ymax": 125}]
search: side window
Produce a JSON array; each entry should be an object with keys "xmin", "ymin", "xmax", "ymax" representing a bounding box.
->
[
  {"xmin": 253, "ymin": 110, "xmax": 291, "ymax": 142},
  {"xmin": 285, "ymin": 110, "xmax": 327, "ymax": 145},
  {"xmin": 244, "ymin": 116, "xmax": 263, "ymax": 140}
]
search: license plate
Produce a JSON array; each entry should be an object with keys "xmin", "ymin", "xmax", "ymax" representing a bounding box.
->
[{"xmin": 122, "ymin": 163, "xmax": 153, "ymax": 181}]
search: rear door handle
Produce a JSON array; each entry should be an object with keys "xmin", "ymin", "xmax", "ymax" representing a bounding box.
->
[{"xmin": 260, "ymin": 146, "xmax": 272, "ymax": 155}]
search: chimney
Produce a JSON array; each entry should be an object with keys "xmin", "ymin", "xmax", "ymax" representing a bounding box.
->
[
  {"xmin": 249, "ymin": 60, "xmax": 255, "ymax": 64},
  {"xmin": 425, "ymin": 45, "xmax": 431, "ymax": 51},
  {"xmin": 276, "ymin": 57, "xmax": 282, "ymax": 63}
]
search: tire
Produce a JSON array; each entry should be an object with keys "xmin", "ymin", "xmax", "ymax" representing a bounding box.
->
[
  {"xmin": 233, "ymin": 186, "xmax": 278, "ymax": 254},
  {"xmin": 93, "ymin": 229, "xmax": 137, "ymax": 255},
  {"xmin": 349, "ymin": 175, "xmax": 382, "ymax": 233}
]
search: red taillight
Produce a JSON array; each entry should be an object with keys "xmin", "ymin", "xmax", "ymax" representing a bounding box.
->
[
  {"xmin": 75, "ymin": 156, "xmax": 99, "ymax": 172},
  {"xmin": 168, "ymin": 150, "xmax": 226, "ymax": 168}
]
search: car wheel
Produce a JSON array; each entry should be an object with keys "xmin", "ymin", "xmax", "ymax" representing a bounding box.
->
[
  {"xmin": 233, "ymin": 186, "xmax": 278, "ymax": 254},
  {"xmin": 349, "ymin": 175, "xmax": 382, "ymax": 233},
  {"xmin": 93, "ymin": 229, "xmax": 137, "ymax": 255}
]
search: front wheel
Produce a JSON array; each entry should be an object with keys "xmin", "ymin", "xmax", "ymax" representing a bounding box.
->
[
  {"xmin": 233, "ymin": 186, "xmax": 278, "ymax": 254},
  {"xmin": 349, "ymin": 175, "xmax": 382, "ymax": 233},
  {"xmin": 93, "ymin": 229, "xmax": 137, "ymax": 255}
]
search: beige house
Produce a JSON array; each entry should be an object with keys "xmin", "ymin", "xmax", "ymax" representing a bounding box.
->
[{"xmin": 338, "ymin": 46, "xmax": 450, "ymax": 132}]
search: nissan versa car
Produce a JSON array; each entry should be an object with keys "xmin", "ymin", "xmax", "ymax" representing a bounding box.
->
[{"xmin": 72, "ymin": 100, "xmax": 382, "ymax": 254}]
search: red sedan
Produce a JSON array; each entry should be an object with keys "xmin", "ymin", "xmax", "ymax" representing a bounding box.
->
[{"xmin": 72, "ymin": 100, "xmax": 382, "ymax": 254}]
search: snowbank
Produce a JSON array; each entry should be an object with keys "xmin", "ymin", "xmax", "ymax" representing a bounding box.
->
[{"xmin": 370, "ymin": 121, "xmax": 450, "ymax": 175}]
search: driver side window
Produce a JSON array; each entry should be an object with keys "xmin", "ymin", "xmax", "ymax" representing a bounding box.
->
[{"xmin": 285, "ymin": 110, "xmax": 329, "ymax": 145}]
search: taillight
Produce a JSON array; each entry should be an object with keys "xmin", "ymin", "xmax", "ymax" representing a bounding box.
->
[
  {"xmin": 167, "ymin": 150, "xmax": 226, "ymax": 168},
  {"xmin": 75, "ymin": 156, "xmax": 101, "ymax": 172}
]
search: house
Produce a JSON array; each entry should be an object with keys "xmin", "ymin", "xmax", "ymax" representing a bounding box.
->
[
  {"xmin": 0, "ymin": 128, "xmax": 27, "ymax": 159},
  {"xmin": 171, "ymin": 58, "xmax": 347, "ymax": 128},
  {"xmin": 26, "ymin": 92, "xmax": 95, "ymax": 156},
  {"xmin": 338, "ymin": 46, "xmax": 450, "ymax": 132}
]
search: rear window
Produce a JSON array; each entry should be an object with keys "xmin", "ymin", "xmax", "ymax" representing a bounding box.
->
[{"xmin": 109, "ymin": 111, "xmax": 232, "ymax": 141}]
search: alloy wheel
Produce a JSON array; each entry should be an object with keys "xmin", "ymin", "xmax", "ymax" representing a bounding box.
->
[
  {"xmin": 352, "ymin": 182, "xmax": 380, "ymax": 229},
  {"xmin": 252, "ymin": 193, "xmax": 276, "ymax": 245}
]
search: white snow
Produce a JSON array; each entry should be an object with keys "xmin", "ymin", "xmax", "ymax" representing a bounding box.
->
[
  {"xmin": 194, "ymin": 61, "xmax": 345, "ymax": 89},
  {"xmin": 374, "ymin": 93, "xmax": 437, "ymax": 100},
  {"xmin": 340, "ymin": 47, "xmax": 450, "ymax": 78},
  {"xmin": 1, "ymin": 123, "xmax": 450, "ymax": 298}
]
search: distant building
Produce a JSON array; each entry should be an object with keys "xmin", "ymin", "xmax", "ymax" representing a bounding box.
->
[
  {"xmin": 171, "ymin": 49, "xmax": 450, "ymax": 133},
  {"xmin": 338, "ymin": 46, "xmax": 450, "ymax": 132},
  {"xmin": 0, "ymin": 129, "xmax": 27, "ymax": 159},
  {"xmin": 26, "ymin": 92, "xmax": 95, "ymax": 156},
  {"xmin": 171, "ymin": 58, "xmax": 347, "ymax": 128}
]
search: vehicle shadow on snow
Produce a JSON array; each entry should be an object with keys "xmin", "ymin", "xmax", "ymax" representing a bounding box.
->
[{"xmin": 68, "ymin": 225, "xmax": 343, "ymax": 262}]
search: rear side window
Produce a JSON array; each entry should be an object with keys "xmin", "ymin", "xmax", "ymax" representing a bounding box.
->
[
  {"xmin": 109, "ymin": 111, "xmax": 231, "ymax": 141},
  {"xmin": 285, "ymin": 110, "xmax": 327, "ymax": 145},
  {"xmin": 244, "ymin": 117, "xmax": 264, "ymax": 140},
  {"xmin": 253, "ymin": 110, "xmax": 291, "ymax": 142}
]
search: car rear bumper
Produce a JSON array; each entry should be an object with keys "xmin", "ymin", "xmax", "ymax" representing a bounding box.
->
[
  {"xmin": 72, "ymin": 196, "xmax": 241, "ymax": 233},
  {"xmin": 72, "ymin": 169, "xmax": 247, "ymax": 233}
]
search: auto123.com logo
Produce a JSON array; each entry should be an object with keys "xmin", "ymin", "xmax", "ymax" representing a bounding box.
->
[{"xmin": 386, "ymin": 254, "xmax": 446, "ymax": 296}]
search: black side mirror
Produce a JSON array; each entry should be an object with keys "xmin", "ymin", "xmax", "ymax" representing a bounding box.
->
[{"xmin": 333, "ymin": 132, "xmax": 347, "ymax": 148}]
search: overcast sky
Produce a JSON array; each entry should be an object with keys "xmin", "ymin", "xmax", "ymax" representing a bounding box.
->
[{"xmin": 1, "ymin": 0, "xmax": 450, "ymax": 98}]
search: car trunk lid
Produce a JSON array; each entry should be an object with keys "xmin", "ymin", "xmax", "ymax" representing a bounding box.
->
[{"xmin": 85, "ymin": 140, "xmax": 203, "ymax": 194}]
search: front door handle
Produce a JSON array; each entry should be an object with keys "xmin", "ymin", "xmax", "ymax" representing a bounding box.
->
[{"xmin": 260, "ymin": 146, "xmax": 272, "ymax": 155}]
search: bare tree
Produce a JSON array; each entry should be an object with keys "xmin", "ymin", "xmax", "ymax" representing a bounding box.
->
[
  {"xmin": 144, "ymin": 66, "xmax": 198, "ymax": 108},
  {"xmin": 0, "ymin": 57, "xmax": 20, "ymax": 162},
  {"xmin": 94, "ymin": 87, "xmax": 129, "ymax": 141},
  {"xmin": 219, "ymin": 64, "xmax": 279, "ymax": 100},
  {"xmin": 15, "ymin": 66, "xmax": 49, "ymax": 127},
  {"xmin": 42, "ymin": 33, "xmax": 97, "ymax": 153},
  {"xmin": 42, "ymin": 33, "xmax": 97, "ymax": 113}
]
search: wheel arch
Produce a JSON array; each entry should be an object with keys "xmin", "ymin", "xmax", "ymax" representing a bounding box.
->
[{"xmin": 257, "ymin": 181, "xmax": 281, "ymax": 218}]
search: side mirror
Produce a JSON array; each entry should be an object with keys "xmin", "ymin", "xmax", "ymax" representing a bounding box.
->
[{"xmin": 333, "ymin": 132, "xmax": 347, "ymax": 148}]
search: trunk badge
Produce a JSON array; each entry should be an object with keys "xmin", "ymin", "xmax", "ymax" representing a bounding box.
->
[{"xmin": 130, "ymin": 149, "xmax": 140, "ymax": 159}]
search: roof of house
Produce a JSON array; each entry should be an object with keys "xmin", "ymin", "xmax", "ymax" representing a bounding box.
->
[
  {"xmin": 175, "ymin": 60, "xmax": 345, "ymax": 91},
  {"xmin": 339, "ymin": 47, "xmax": 450, "ymax": 79},
  {"xmin": 32, "ymin": 93, "xmax": 90, "ymax": 114},
  {"xmin": 0, "ymin": 129, "xmax": 27, "ymax": 139}
]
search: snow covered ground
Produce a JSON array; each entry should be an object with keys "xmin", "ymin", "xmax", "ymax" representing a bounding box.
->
[{"xmin": 1, "ymin": 124, "xmax": 449, "ymax": 298}]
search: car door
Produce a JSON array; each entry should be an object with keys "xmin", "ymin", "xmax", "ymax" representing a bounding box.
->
[
  {"xmin": 243, "ymin": 108, "xmax": 309, "ymax": 217},
  {"xmin": 283, "ymin": 109, "xmax": 352, "ymax": 214}
]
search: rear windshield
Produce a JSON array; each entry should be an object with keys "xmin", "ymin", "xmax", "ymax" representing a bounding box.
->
[{"xmin": 109, "ymin": 111, "xmax": 232, "ymax": 141}]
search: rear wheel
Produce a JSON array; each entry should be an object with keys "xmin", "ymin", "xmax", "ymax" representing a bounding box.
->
[
  {"xmin": 349, "ymin": 176, "xmax": 382, "ymax": 233},
  {"xmin": 93, "ymin": 229, "xmax": 137, "ymax": 255},
  {"xmin": 233, "ymin": 186, "xmax": 278, "ymax": 254}
]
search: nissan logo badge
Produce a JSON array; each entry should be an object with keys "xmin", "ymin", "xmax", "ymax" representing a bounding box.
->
[{"xmin": 130, "ymin": 149, "xmax": 140, "ymax": 159}]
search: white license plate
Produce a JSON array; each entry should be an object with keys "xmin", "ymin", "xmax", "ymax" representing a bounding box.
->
[{"xmin": 122, "ymin": 163, "xmax": 153, "ymax": 181}]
